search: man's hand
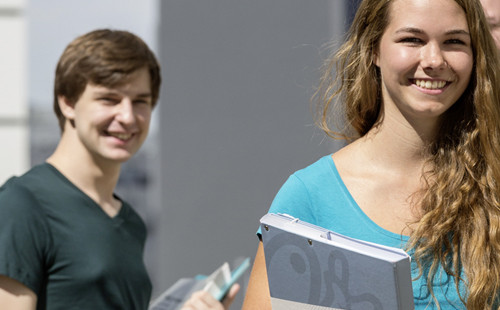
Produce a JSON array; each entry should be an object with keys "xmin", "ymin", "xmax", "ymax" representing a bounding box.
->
[{"xmin": 181, "ymin": 284, "xmax": 240, "ymax": 310}]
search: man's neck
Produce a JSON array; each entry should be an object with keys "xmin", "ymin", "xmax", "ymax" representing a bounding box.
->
[{"xmin": 46, "ymin": 132, "xmax": 122, "ymax": 216}]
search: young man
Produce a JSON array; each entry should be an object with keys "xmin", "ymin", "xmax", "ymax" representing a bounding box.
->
[
  {"xmin": 0, "ymin": 29, "xmax": 238, "ymax": 310},
  {"xmin": 481, "ymin": 0, "xmax": 500, "ymax": 50}
]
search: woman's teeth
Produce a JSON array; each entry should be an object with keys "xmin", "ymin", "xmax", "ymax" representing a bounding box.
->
[{"xmin": 415, "ymin": 79, "xmax": 447, "ymax": 90}]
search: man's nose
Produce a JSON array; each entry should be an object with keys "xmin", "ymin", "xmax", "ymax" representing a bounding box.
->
[{"xmin": 115, "ymin": 99, "xmax": 135, "ymax": 124}]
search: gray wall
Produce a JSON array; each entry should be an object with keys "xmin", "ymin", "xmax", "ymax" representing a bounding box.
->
[{"xmin": 154, "ymin": 0, "xmax": 348, "ymax": 306}]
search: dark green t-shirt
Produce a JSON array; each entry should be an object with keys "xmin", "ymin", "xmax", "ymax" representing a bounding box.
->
[{"xmin": 0, "ymin": 163, "xmax": 152, "ymax": 309}]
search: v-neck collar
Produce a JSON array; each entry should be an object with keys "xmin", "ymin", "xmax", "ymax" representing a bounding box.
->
[{"xmin": 43, "ymin": 162, "xmax": 127, "ymax": 222}]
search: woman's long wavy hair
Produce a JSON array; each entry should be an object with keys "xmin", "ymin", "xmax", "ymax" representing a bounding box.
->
[{"xmin": 314, "ymin": 0, "xmax": 500, "ymax": 308}]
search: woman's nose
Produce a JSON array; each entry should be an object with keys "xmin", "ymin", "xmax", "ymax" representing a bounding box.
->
[{"xmin": 420, "ymin": 43, "xmax": 447, "ymax": 70}]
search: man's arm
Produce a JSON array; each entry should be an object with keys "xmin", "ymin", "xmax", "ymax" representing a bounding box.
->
[
  {"xmin": 242, "ymin": 241, "xmax": 272, "ymax": 309},
  {"xmin": 0, "ymin": 275, "xmax": 37, "ymax": 310}
]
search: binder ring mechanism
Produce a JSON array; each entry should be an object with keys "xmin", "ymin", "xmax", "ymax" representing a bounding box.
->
[{"xmin": 321, "ymin": 231, "xmax": 335, "ymax": 241}]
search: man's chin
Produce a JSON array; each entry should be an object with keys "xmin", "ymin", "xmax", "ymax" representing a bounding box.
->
[{"xmin": 99, "ymin": 151, "xmax": 136, "ymax": 164}]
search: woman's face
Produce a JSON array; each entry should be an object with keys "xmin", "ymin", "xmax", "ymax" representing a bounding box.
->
[{"xmin": 374, "ymin": 0, "xmax": 473, "ymax": 125}]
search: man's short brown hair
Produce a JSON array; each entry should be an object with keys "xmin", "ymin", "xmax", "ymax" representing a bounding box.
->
[{"xmin": 53, "ymin": 29, "xmax": 161, "ymax": 131}]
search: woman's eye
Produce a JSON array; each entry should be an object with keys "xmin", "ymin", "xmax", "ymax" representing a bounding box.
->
[
  {"xmin": 400, "ymin": 37, "xmax": 423, "ymax": 44},
  {"xmin": 445, "ymin": 39, "xmax": 466, "ymax": 45}
]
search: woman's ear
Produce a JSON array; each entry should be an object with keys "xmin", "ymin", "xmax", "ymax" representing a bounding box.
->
[
  {"xmin": 57, "ymin": 96, "xmax": 76, "ymax": 120},
  {"xmin": 373, "ymin": 49, "xmax": 380, "ymax": 67}
]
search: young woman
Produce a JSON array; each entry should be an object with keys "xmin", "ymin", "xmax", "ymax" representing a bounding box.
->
[{"xmin": 243, "ymin": 0, "xmax": 500, "ymax": 308}]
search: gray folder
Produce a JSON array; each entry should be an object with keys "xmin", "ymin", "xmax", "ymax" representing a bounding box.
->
[{"xmin": 260, "ymin": 213, "xmax": 414, "ymax": 310}]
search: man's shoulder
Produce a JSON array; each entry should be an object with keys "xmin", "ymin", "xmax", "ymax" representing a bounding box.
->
[{"xmin": 0, "ymin": 164, "xmax": 58, "ymax": 211}]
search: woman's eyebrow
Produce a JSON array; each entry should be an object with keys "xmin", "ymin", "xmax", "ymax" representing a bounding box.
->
[
  {"xmin": 444, "ymin": 29, "xmax": 470, "ymax": 36},
  {"xmin": 395, "ymin": 27, "xmax": 424, "ymax": 34},
  {"xmin": 395, "ymin": 27, "xmax": 470, "ymax": 37}
]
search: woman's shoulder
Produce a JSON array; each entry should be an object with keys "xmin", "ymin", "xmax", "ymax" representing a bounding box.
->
[
  {"xmin": 293, "ymin": 154, "xmax": 337, "ymax": 181},
  {"xmin": 276, "ymin": 154, "xmax": 344, "ymax": 203}
]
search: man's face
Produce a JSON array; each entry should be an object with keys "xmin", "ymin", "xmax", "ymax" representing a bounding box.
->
[
  {"xmin": 62, "ymin": 66, "xmax": 153, "ymax": 164},
  {"xmin": 481, "ymin": 0, "xmax": 500, "ymax": 50}
]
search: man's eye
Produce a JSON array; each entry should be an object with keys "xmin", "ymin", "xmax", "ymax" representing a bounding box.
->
[
  {"xmin": 99, "ymin": 97, "xmax": 118, "ymax": 104},
  {"xmin": 134, "ymin": 98, "xmax": 152, "ymax": 106},
  {"xmin": 490, "ymin": 23, "xmax": 500, "ymax": 30}
]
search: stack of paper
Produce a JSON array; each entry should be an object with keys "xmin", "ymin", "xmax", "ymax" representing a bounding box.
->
[{"xmin": 149, "ymin": 257, "xmax": 250, "ymax": 310}]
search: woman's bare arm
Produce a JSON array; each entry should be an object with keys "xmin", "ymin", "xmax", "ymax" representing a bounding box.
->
[{"xmin": 242, "ymin": 241, "xmax": 272, "ymax": 309}]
